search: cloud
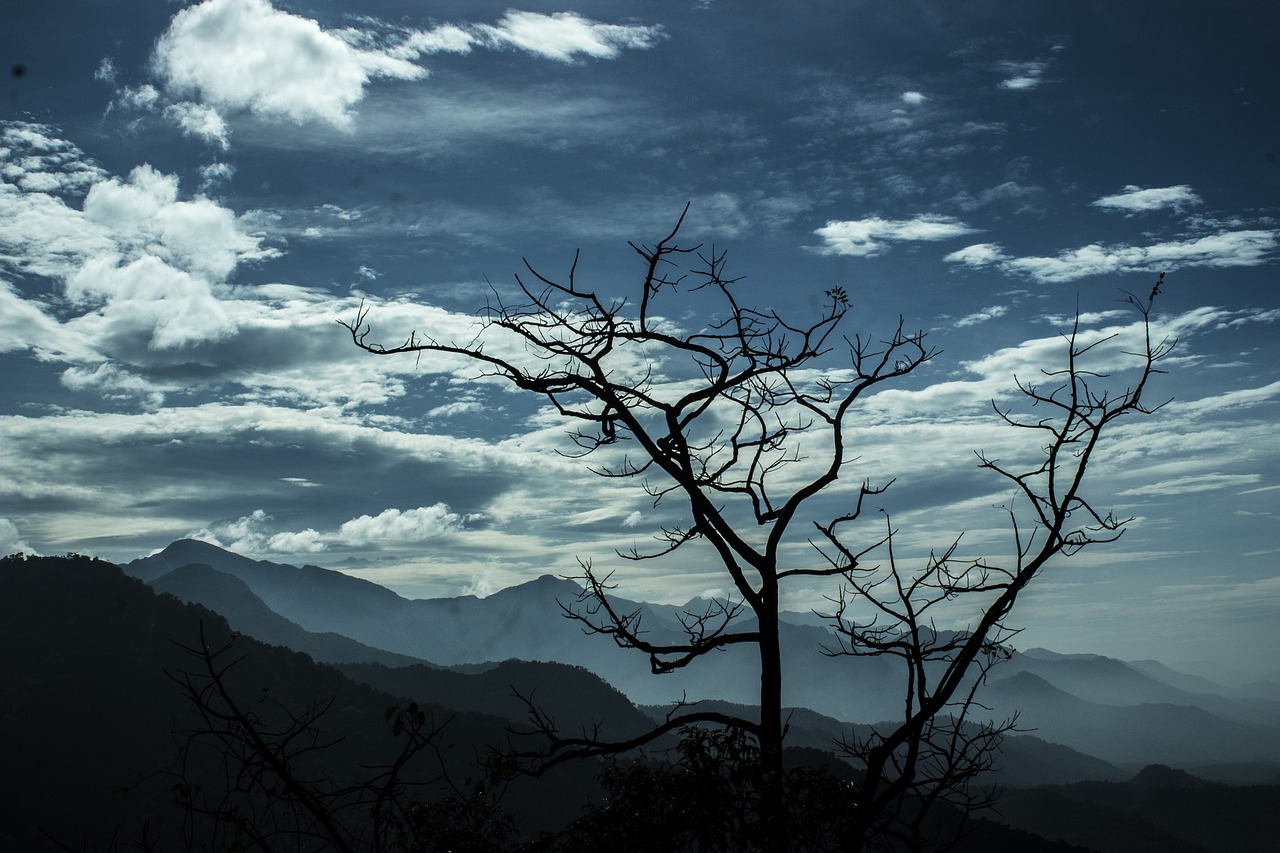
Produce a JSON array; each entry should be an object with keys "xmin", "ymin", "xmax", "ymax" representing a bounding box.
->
[
  {"xmin": 997, "ymin": 60, "xmax": 1050, "ymax": 90},
  {"xmin": 164, "ymin": 101, "xmax": 230, "ymax": 149},
  {"xmin": 190, "ymin": 504, "xmax": 470, "ymax": 556},
  {"xmin": 0, "ymin": 518, "xmax": 37, "ymax": 555},
  {"xmin": 476, "ymin": 10, "xmax": 666, "ymax": 62},
  {"xmin": 945, "ymin": 230, "xmax": 1278, "ymax": 282},
  {"xmin": 813, "ymin": 215, "xmax": 977, "ymax": 256},
  {"xmin": 81, "ymin": 164, "xmax": 271, "ymax": 280},
  {"xmin": 337, "ymin": 505, "xmax": 468, "ymax": 546},
  {"xmin": 1092, "ymin": 185, "xmax": 1202, "ymax": 214},
  {"xmin": 900, "ymin": 91, "xmax": 927, "ymax": 105},
  {"xmin": 944, "ymin": 242, "xmax": 1008, "ymax": 268},
  {"xmin": 145, "ymin": 2, "xmax": 664, "ymax": 139},
  {"xmin": 152, "ymin": 0, "xmax": 427, "ymax": 130},
  {"xmin": 1117, "ymin": 473, "xmax": 1263, "ymax": 497},
  {"xmin": 954, "ymin": 305, "xmax": 1009, "ymax": 327}
]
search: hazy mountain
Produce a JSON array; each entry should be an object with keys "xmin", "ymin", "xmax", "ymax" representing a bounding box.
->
[
  {"xmin": 151, "ymin": 562, "xmax": 425, "ymax": 667},
  {"xmin": 1127, "ymin": 658, "xmax": 1280, "ymax": 704},
  {"xmin": 125, "ymin": 540, "xmax": 1280, "ymax": 778},
  {"xmin": 981, "ymin": 671, "xmax": 1280, "ymax": 767},
  {"xmin": 125, "ymin": 540, "xmax": 908, "ymax": 720},
  {"xmin": 1006, "ymin": 649, "xmax": 1280, "ymax": 727}
]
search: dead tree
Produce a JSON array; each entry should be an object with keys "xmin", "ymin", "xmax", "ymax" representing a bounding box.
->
[
  {"xmin": 341, "ymin": 206, "xmax": 1169, "ymax": 851},
  {"xmin": 167, "ymin": 624, "xmax": 509, "ymax": 852}
]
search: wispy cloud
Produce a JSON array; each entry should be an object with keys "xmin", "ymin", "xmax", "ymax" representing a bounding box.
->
[
  {"xmin": 1092, "ymin": 185, "xmax": 1203, "ymax": 214},
  {"xmin": 812, "ymin": 214, "xmax": 977, "ymax": 256},
  {"xmin": 945, "ymin": 230, "xmax": 1278, "ymax": 282},
  {"xmin": 954, "ymin": 305, "xmax": 1009, "ymax": 327},
  {"xmin": 1117, "ymin": 472, "xmax": 1262, "ymax": 497},
  {"xmin": 996, "ymin": 60, "xmax": 1051, "ymax": 90}
]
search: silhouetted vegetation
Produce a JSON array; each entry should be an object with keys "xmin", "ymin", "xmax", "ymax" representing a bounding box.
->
[
  {"xmin": 344, "ymin": 210, "xmax": 1170, "ymax": 850},
  {"xmin": 5, "ymin": 552, "xmax": 1276, "ymax": 852}
]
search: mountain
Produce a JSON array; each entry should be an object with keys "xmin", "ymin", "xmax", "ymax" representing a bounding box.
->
[
  {"xmin": 125, "ymin": 540, "xmax": 1280, "ymax": 777},
  {"xmin": 3, "ymin": 552, "xmax": 1096, "ymax": 852},
  {"xmin": 338, "ymin": 659, "xmax": 657, "ymax": 744},
  {"xmin": 1006, "ymin": 649, "xmax": 1280, "ymax": 728},
  {"xmin": 981, "ymin": 671, "xmax": 1280, "ymax": 767},
  {"xmin": 991, "ymin": 766, "xmax": 1280, "ymax": 853},
  {"xmin": 125, "ymin": 540, "xmax": 908, "ymax": 719},
  {"xmin": 0, "ymin": 553, "xmax": 606, "ymax": 849},
  {"xmin": 151, "ymin": 562, "xmax": 425, "ymax": 667},
  {"xmin": 642, "ymin": 699, "xmax": 1125, "ymax": 789}
]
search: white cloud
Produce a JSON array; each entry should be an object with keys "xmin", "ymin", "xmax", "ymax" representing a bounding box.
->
[
  {"xmin": 477, "ymin": 10, "xmax": 666, "ymax": 62},
  {"xmin": 813, "ymin": 215, "xmax": 977, "ymax": 256},
  {"xmin": 0, "ymin": 518, "xmax": 37, "ymax": 555},
  {"xmin": 152, "ymin": 0, "xmax": 427, "ymax": 131},
  {"xmin": 267, "ymin": 528, "xmax": 326, "ymax": 553},
  {"xmin": 997, "ymin": 60, "xmax": 1050, "ymax": 90},
  {"xmin": 336, "ymin": 505, "xmax": 466, "ymax": 546},
  {"xmin": 944, "ymin": 231, "xmax": 1278, "ymax": 283},
  {"xmin": 944, "ymin": 242, "xmax": 1008, "ymax": 268},
  {"xmin": 82, "ymin": 164, "xmax": 271, "ymax": 280},
  {"xmin": 191, "ymin": 503, "xmax": 470, "ymax": 555},
  {"xmin": 1117, "ymin": 473, "xmax": 1262, "ymax": 497},
  {"xmin": 0, "ymin": 122, "xmax": 106, "ymax": 195},
  {"xmin": 954, "ymin": 305, "xmax": 1009, "ymax": 327},
  {"xmin": 1092, "ymin": 185, "xmax": 1202, "ymax": 214},
  {"xmin": 67, "ymin": 255, "xmax": 234, "ymax": 350},
  {"xmin": 900, "ymin": 91, "xmax": 927, "ymax": 105},
  {"xmin": 623, "ymin": 510, "xmax": 644, "ymax": 528},
  {"xmin": 145, "ymin": 2, "xmax": 663, "ymax": 139},
  {"xmin": 165, "ymin": 101, "xmax": 230, "ymax": 149}
]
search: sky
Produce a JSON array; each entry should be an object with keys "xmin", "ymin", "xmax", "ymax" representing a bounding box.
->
[{"xmin": 1, "ymin": 0, "xmax": 1278, "ymax": 678}]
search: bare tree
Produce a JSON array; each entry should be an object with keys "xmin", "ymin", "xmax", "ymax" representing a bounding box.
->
[
  {"xmin": 168, "ymin": 624, "xmax": 512, "ymax": 852},
  {"xmin": 341, "ymin": 206, "xmax": 1169, "ymax": 851}
]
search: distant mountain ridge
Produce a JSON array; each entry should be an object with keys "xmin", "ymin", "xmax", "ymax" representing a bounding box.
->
[
  {"xmin": 151, "ymin": 562, "xmax": 425, "ymax": 668},
  {"xmin": 125, "ymin": 540, "xmax": 1280, "ymax": 778}
]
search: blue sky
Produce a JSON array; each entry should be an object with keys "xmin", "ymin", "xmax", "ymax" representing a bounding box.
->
[{"xmin": 2, "ymin": 0, "xmax": 1278, "ymax": 677}]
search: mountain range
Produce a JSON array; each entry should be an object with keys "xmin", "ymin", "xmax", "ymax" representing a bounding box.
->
[
  {"xmin": 126, "ymin": 539, "xmax": 1280, "ymax": 778},
  {"xmin": 5, "ymin": 544, "xmax": 1279, "ymax": 850}
]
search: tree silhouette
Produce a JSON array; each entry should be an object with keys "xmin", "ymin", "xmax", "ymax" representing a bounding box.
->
[{"xmin": 342, "ymin": 206, "xmax": 1170, "ymax": 851}]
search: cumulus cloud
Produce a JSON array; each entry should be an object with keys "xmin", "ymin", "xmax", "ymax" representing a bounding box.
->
[
  {"xmin": 945, "ymin": 230, "xmax": 1278, "ymax": 282},
  {"xmin": 1092, "ymin": 185, "xmax": 1202, "ymax": 214},
  {"xmin": 165, "ymin": 101, "xmax": 230, "ymax": 149},
  {"xmin": 82, "ymin": 164, "xmax": 271, "ymax": 280},
  {"xmin": 336, "ymin": 505, "xmax": 467, "ymax": 546},
  {"xmin": 144, "ymin": 1, "xmax": 663, "ymax": 139},
  {"xmin": 190, "ymin": 504, "xmax": 470, "ymax": 556},
  {"xmin": 0, "ymin": 128, "xmax": 287, "ymax": 392},
  {"xmin": 152, "ymin": 0, "xmax": 427, "ymax": 130},
  {"xmin": 812, "ymin": 215, "xmax": 977, "ymax": 257},
  {"xmin": 900, "ymin": 91, "xmax": 927, "ymax": 105},
  {"xmin": 0, "ymin": 517, "xmax": 37, "ymax": 555}
]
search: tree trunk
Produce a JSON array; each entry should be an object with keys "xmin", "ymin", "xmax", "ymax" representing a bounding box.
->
[{"xmin": 757, "ymin": 588, "xmax": 786, "ymax": 852}]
